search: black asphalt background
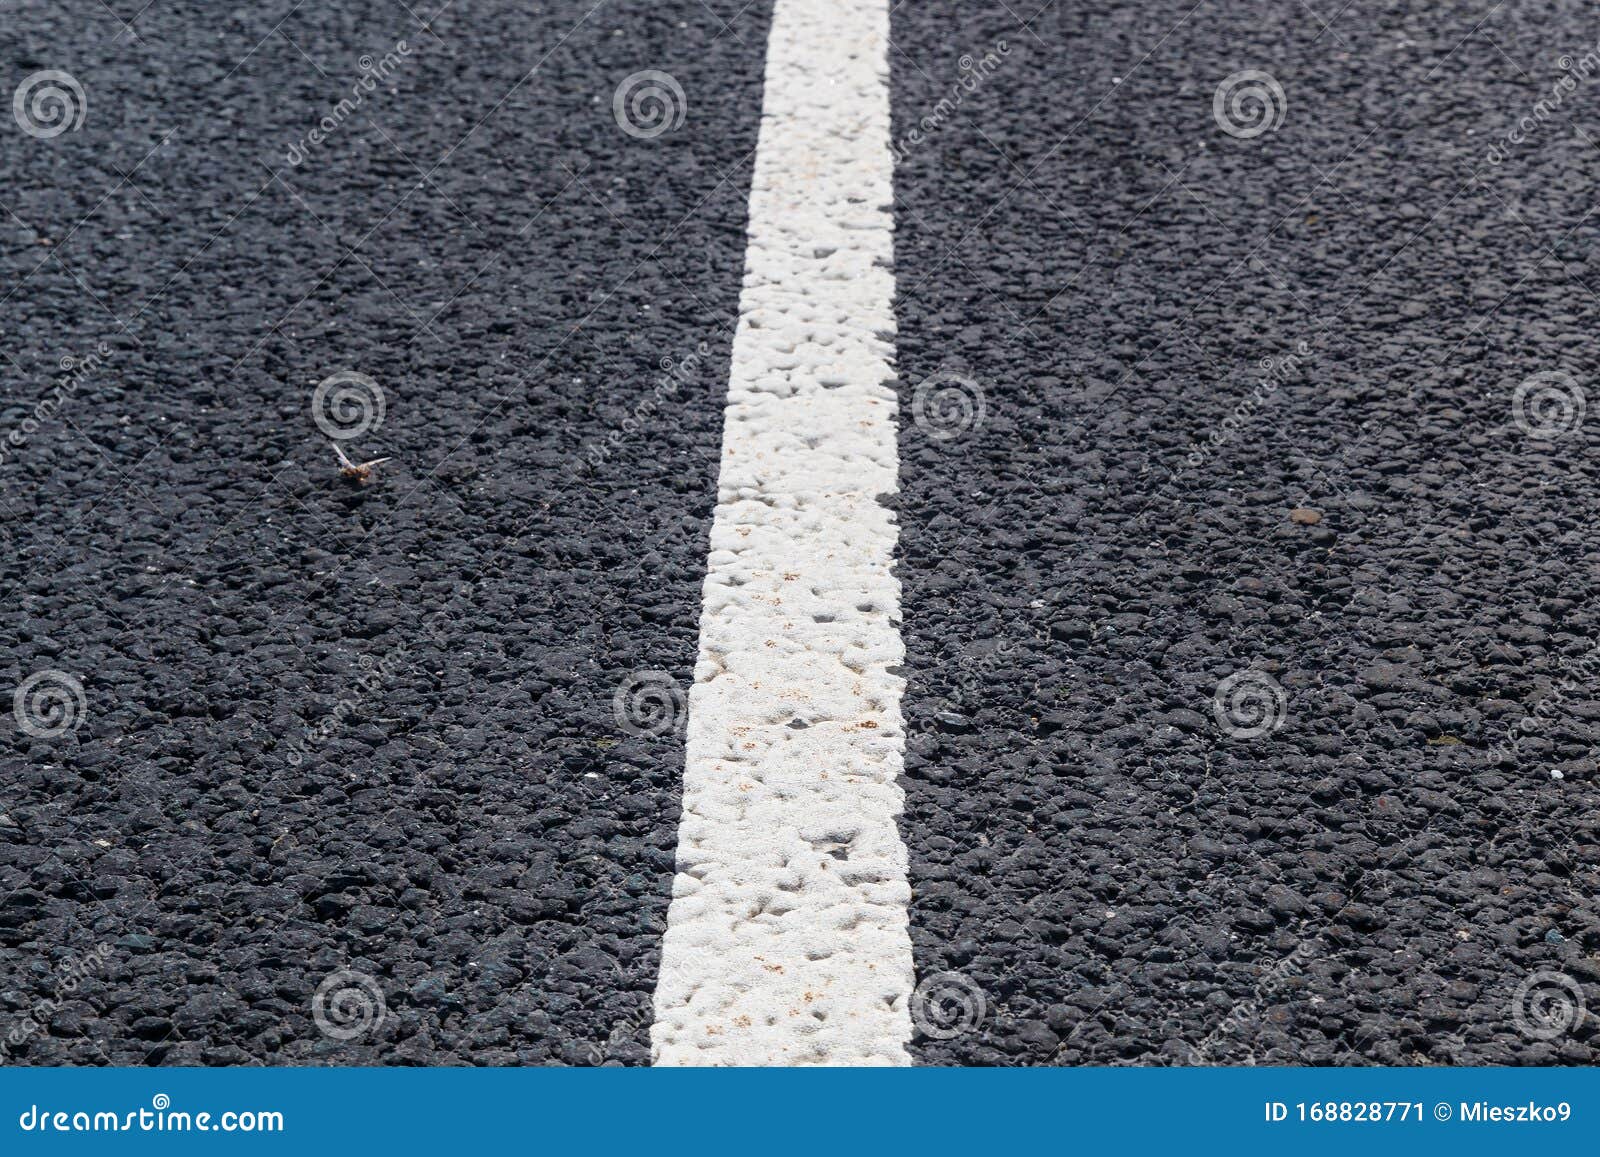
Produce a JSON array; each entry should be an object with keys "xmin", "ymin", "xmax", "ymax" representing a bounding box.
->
[
  {"xmin": 4, "ymin": 0, "xmax": 1599, "ymax": 1071},
  {"xmin": 892, "ymin": 2, "xmax": 1599, "ymax": 1063},
  {"xmin": 0, "ymin": 0, "xmax": 770, "ymax": 1063}
]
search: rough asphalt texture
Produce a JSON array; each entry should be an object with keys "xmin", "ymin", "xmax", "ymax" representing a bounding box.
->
[
  {"xmin": 2, "ymin": 0, "xmax": 1597, "ymax": 1067},
  {"xmin": 1, "ymin": 0, "xmax": 767, "ymax": 1064},
  {"xmin": 893, "ymin": 1, "xmax": 1598, "ymax": 1063}
]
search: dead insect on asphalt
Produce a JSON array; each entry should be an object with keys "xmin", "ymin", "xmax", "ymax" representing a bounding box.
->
[{"xmin": 331, "ymin": 441, "xmax": 391, "ymax": 485}]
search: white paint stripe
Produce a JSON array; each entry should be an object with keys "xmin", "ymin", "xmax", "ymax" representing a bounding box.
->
[{"xmin": 650, "ymin": 0, "xmax": 911, "ymax": 1066}]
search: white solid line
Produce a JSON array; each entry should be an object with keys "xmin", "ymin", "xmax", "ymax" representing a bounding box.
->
[{"xmin": 650, "ymin": 0, "xmax": 912, "ymax": 1065}]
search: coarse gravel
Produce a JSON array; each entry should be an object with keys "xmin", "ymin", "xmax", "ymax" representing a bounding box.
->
[
  {"xmin": 890, "ymin": 0, "xmax": 1600, "ymax": 1065},
  {"xmin": 1, "ymin": 0, "xmax": 771, "ymax": 1065}
]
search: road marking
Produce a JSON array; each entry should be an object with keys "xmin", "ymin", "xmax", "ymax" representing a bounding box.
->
[{"xmin": 650, "ymin": 0, "xmax": 912, "ymax": 1065}]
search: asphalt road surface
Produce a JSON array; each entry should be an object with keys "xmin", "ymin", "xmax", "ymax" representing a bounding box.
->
[{"xmin": 2, "ymin": 0, "xmax": 1597, "ymax": 1066}]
